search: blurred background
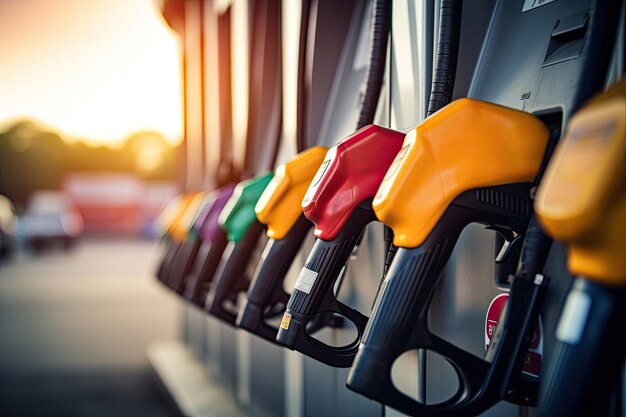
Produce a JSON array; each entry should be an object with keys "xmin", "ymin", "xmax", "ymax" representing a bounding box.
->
[{"xmin": 0, "ymin": 1, "xmax": 183, "ymax": 415}]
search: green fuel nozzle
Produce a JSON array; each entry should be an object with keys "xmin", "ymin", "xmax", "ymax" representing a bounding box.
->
[
  {"xmin": 219, "ymin": 172, "xmax": 274, "ymax": 243},
  {"xmin": 207, "ymin": 171, "xmax": 274, "ymax": 325}
]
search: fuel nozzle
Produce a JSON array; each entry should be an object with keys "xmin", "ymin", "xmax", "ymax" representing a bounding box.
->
[
  {"xmin": 155, "ymin": 194, "xmax": 185, "ymax": 282},
  {"xmin": 346, "ymin": 98, "xmax": 551, "ymax": 416},
  {"xmin": 156, "ymin": 192, "xmax": 206, "ymax": 288},
  {"xmin": 275, "ymin": 124, "xmax": 405, "ymax": 367},
  {"xmin": 236, "ymin": 146, "xmax": 328, "ymax": 343},
  {"xmin": 182, "ymin": 184, "xmax": 235, "ymax": 306},
  {"xmin": 535, "ymin": 79, "xmax": 626, "ymax": 417},
  {"xmin": 205, "ymin": 172, "xmax": 274, "ymax": 325},
  {"xmin": 163, "ymin": 191, "xmax": 217, "ymax": 294}
]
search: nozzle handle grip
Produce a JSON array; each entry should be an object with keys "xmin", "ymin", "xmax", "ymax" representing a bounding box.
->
[
  {"xmin": 185, "ymin": 232, "xmax": 229, "ymax": 307},
  {"xmin": 349, "ymin": 183, "xmax": 536, "ymax": 415},
  {"xmin": 207, "ymin": 220, "xmax": 266, "ymax": 325},
  {"xmin": 155, "ymin": 241, "xmax": 171, "ymax": 281},
  {"xmin": 156, "ymin": 241, "xmax": 181, "ymax": 283},
  {"xmin": 237, "ymin": 214, "xmax": 312, "ymax": 343},
  {"xmin": 537, "ymin": 279, "xmax": 626, "ymax": 417},
  {"xmin": 276, "ymin": 203, "xmax": 376, "ymax": 367},
  {"xmin": 278, "ymin": 289, "xmax": 369, "ymax": 368},
  {"xmin": 165, "ymin": 238, "xmax": 202, "ymax": 294},
  {"xmin": 348, "ymin": 206, "xmax": 478, "ymax": 413},
  {"xmin": 349, "ymin": 235, "xmax": 493, "ymax": 415}
]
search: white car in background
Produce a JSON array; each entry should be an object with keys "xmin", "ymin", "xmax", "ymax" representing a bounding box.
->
[{"xmin": 18, "ymin": 190, "xmax": 84, "ymax": 252}]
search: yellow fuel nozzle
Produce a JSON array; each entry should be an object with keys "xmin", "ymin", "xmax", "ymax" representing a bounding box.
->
[
  {"xmin": 373, "ymin": 98, "xmax": 549, "ymax": 248},
  {"xmin": 536, "ymin": 79, "xmax": 626, "ymax": 284},
  {"xmin": 160, "ymin": 193, "xmax": 195, "ymax": 239},
  {"xmin": 169, "ymin": 192, "xmax": 207, "ymax": 242},
  {"xmin": 155, "ymin": 194, "xmax": 184, "ymax": 238},
  {"xmin": 255, "ymin": 146, "xmax": 328, "ymax": 240}
]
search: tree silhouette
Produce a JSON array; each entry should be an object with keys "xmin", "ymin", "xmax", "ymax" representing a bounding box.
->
[{"xmin": 0, "ymin": 120, "xmax": 181, "ymax": 208}]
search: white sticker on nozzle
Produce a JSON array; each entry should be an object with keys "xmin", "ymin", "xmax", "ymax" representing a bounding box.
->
[{"xmin": 294, "ymin": 268, "xmax": 318, "ymax": 294}]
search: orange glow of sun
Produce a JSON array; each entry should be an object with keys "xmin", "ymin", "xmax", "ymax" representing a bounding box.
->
[{"xmin": 0, "ymin": 0, "xmax": 183, "ymax": 147}]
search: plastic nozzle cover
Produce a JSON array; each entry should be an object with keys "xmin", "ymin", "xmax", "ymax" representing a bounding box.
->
[
  {"xmin": 535, "ymin": 80, "xmax": 626, "ymax": 283},
  {"xmin": 219, "ymin": 172, "xmax": 274, "ymax": 243},
  {"xmin": 373, "ymin": 98, "xmax": 549, "ymax": 248},
  {"xmin": 300, "ymin": 124, "xmax": 405, "ymax": 240},
  {"xmin": 155, "ymin": 194, "xmax": 184, "ymax": 238},
  {"xmin": 255, "ymin": 146, "xmax": 328, "ymax": 240},
  {"xmin": 195, "ymin": 184, "xmax": 236, "ymax": 242},
  {"xmin": 170, "ymin": 192, "xmax": 207, "ymax": 242},
  {"xmin": 161, "ymin": 193, "xmax": 196, "ymax": 239}
]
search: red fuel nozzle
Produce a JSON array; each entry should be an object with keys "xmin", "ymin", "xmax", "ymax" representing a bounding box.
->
[
  {"xmin": 276, "ymin": 125, "xmax": 405, "ymax": 367},
  {"xmin": 301, "ymin": 124, "xmax": 405, "ymax": 240}
]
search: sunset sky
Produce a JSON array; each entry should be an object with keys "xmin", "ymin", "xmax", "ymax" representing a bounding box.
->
[{"xmin": 0, "ymin": 0, "xmax": 183, "ymax": 147}]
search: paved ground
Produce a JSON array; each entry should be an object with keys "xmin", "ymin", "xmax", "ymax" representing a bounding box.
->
[{"xmin": 0, "ymin": 237, "xmax": 182, "ymax": 417}]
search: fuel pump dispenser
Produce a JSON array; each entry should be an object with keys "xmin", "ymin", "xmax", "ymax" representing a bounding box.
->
[
  {"xmin": 275, "ymin": 125, "xmax": 405, "ymax": 367},
  {"xmin": 152, "ymin": 0, "xmax": 623, "ymax": 415},
  {"xmin": 204, "ymin": 172, "xmax": 274, "ymax": 325},
  {"xmin": 346, "ymin": 98, "xmax": 550, "ymax": 416},
  {"xmin": 535, "ymin": 79, "xmax": 626, "ymax": 417},
  {"xmin": 236, "ymin": 146, "xmax": 327, "ymax": 343},
  {"xmin": 180, "ymin": 184, "xmax": 235, "ymax": 304}
]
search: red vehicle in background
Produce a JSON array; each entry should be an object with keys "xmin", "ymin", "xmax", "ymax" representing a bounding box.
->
[{"xmin": 63, "ymin": 173, "xmax": 178, "ymax": 236}]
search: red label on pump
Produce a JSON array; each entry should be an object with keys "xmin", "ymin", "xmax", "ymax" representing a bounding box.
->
[
  {"xmin": 484, "ymin": 293, "xmax": 543, "ymax": 377},
  {"xmin": 301, "ymin": 125, "xmax": 405, "ymax": 240}
]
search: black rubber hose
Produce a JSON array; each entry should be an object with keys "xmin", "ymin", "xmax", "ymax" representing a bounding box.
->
[
  {"xmin": 426, "ymin": 0, "xmax": 463, "ymax": 117},
  {"xmin": 296, "ymin": 0, "xmax": 312, "ymax": 152},
  {"xmin": 346, "ymin": 0, "xmax": 393, "ymax": 279},
  {"xmin": 356, "ymin": 0, "xmax": 392, "ymax": 130},
  {"xmin": 572, "ymin": 0, "xmax": 622, "ymax": 114},
  {"xmin": 517, "ymin": 215, "xmax": 552, "ymax": 280},
  {"xmin": 383, "ymin": 0, "xmax": 463, "ymax": 278}
]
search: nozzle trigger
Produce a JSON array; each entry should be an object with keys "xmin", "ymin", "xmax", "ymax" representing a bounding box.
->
[
  {"xmin": 489, "ymin": 228, "xmax": 524, "ymax": 287},
  {"xmin": 495, "ymin": 233, "xmax": 524, "ymax": 264}
]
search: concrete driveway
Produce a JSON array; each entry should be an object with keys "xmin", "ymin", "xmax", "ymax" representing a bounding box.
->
[{"xmin": 0, "ymin": 237, "xmax": 182, "ymax": 416}]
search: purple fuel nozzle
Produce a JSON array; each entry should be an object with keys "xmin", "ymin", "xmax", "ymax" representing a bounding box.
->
[{"xmin": 197, "ymin": 184, "xmax": 236, "ymax": 241}]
